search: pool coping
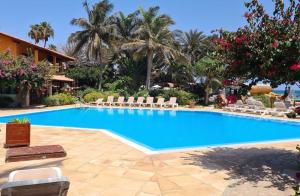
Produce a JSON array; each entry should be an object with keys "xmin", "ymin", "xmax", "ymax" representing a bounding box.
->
[{"xmin": 1, "ymin": 105, "xmax": 300, "ymax": 155}]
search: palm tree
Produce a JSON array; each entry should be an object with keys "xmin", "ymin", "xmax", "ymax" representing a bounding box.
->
[
  {"xmin": 122, "ymin": 6, "xmax": 182, "ymax": 90},
  {"xmin": 39, "ymin": 22, "xmax": 54, "ymax": 47},
  {"xmin": 28, "ymin": 24, "xmax": 41, "ymax": 44},
  {"xmin": 48, "ymin": 44, "xmax": 57, "ymax": 51},
  {"xmin": 114, "ymin": 11, "xmax": 140, "ymax": 41},
  {"xmin": 68, "ymin": 0, "xmax": 117, "ymax": 89},
  {"xmin": 69, "ymin": 0, "xmax": 117, "ymax": 62},
  {"xmin": 177, "ymin": 29, "xmax": 206, "ymax": 65}
]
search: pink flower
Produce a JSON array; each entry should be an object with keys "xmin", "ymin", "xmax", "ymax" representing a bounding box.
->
[
  {"xmin": 235, "ymin": 35, "xmax": 248, "ymax": 44},
  {"xmin": 271, "ymin": 40, "xmax": 279, "ymax": 48},
  {"xmin": 289, "ymin": 63, "xmax": 300, "ymax": 71}
]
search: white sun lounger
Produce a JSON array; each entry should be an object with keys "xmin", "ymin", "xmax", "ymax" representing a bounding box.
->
[
  {"xmin": 124, "ymin": 96, "xmax": 135, "ymax": 107},
  {"xmin": 103, "ymin": 96, "xmax": 114, "ymax": 106},
  {"xmin": 134, "ymin": 97, "xmax": 145, "ymax": 107},
  {"xmin": 1, "ymin": 167, "xmax": 69, "ymax": 196},
  {"xmin": 164, "ymin": 97, "xmax": 178, "ymax": 108},
  {"xmin": 223, "ymin": 100, "xmax": 244, "ymax": 111},
  {"xmin": 231, "ymin": 100, "xmax": 248, "ymax": 112},
  {"xmin": 269, "ymin": 102, "xmax": 293, "ymax": 117},
  {"xmin": 90, "ymin": 98, "xmax": 104, "ymax": 106},
  {"xmin": 245, "ymin": 101, "xmax": 269, "ymax": 115},
  {"xmin": 141, "ymin": 97, "xmax": 154, "ymax": 107},
  {"xmin": 113, "ymin": 96, "xmax": 125, "ymax": 106},
  {"xmin": 153, "ymin": 98, "xmax": 165, "ymax": 107}
]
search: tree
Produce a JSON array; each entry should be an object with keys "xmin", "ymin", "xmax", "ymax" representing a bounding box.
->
[
  {"xmin": 65, "ymin": 63, "xmax": 103, "ymax": 88},
  {"xmin": 28, "ymin": 22, "xmax": 54, "ymax": 47},
  {"xmin": 0, "ymin": 51, "xmax": 52, "ymax": 107},
  {"xmin": 69, "ymin": 0, "xmax": 118, "ymax": 90},
  {"xmin": 194, "ymin": 57, "xmax": 225, "ymax": 105},
  {"xmin": 39, "ymin": 22, "xmax": 54, "ymax": 47},
  {"xmin": 69, "ymin": 0, "xmax": 116, "ymax": 62},
  {"xmin": 48, "ymin": 44, "xmax": 57, "ymax": 51},
  {"xmin": 214, "ymin": 0, "xmax": 300, "ymax": 88},
  {"xmin": 28, "ymin": 24, "xmax": 41, "ymax": 44},
  {"xmin": 122, "ymin": 6, "xmax": 183, "ymax": 90},
  {"xmin": 176, "ymin": 29, "xmax": 207, "ymax": 65}
]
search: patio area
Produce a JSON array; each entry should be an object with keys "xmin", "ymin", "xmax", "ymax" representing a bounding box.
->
[{"xmin": 0, "ymin": 107, "xmax": 299, "ymax": 196}]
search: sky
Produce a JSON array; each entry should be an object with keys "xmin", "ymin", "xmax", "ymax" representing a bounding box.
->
[{"xmin": 0, "ymin": 0, "xmax": 292, "ymax": 90}]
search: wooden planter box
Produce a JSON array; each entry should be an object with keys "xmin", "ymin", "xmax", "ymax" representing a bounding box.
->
[{"xmin": 4, "ymin": 123, "xmax": 30, "ymax": 148}]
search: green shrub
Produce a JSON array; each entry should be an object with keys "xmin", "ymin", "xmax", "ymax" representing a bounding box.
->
[
  {"xmin": 76, "ymin": 88, "xmax": 99, "ymax": 98},
  {"xmin": 83, "ymin": 91, "xmax": 120, "ymax": 102},
  {"xmin": 83, "ymin": 91, "xmax": 104, "ymax": 103},
  {"xmin": 150, "ymin": 89, "xmax": 196, "ymax": 105},
  {"xmin": 44, "ymin": 93, "xmax": 76, "ymax": 106},
  {"xmin": 253, "ymin": 94, "xmax": 271, "ymax": 107},
  {"xmin": 134, "ymin": 90, "xmax": 149, "ymax": 98},
  {"xmin": 0, "ymin": 96, "xmax": 14, "ymax": 108}
]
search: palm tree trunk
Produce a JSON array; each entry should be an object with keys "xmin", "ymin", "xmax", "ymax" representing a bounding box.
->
[
  {"xmin": 98, "ymin": 74, "xmax": 102, "ymax": 90},
  {"xmin": 44, "ymin": 40, "xmax": 47, "ymax": 48},
  {"xmin": 204, "ymin": 82, "xmax": 210, "ymax": 105},
  {"xmin": 16, "ymin": 84, "xmax": 31, "ymax": 107},
  {"xmin": 146, "ymin": 50, "xmax": 154, "ymax": 90}
]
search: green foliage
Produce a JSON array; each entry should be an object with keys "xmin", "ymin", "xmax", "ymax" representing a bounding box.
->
[
  {"xmin": 286, "ymin": 112, "xmax": 297, "ymax": 119},
  {"xmin": 76, "ymin": 88, "xmax": 99, "ymax": 99},
  {"xmin": 83, "ymin": 91, "xmax": 104, "ymax": 103},
  {"xmin": 253, "ymin": 94, "xmax": 271, "ymax": 108},
  {"xmin": 134, "ymin": 90, "xmax": 149, "ymax": 98},
  {"xmin": 103, "ymin": 76, "xmax": 134, "ymax": 96},
  {"xmin": 194, "ymin": 57, "xmax": 224, "ymax": 79},
  {"xmin": 0, "ymin": 96, "xmax": 14, "ymax": 108},
  {"xmin": 43, "ymin": 93, "xmax": 76, "ymax": 106},
  {"xmin": 83, "ymin": 91, "xmax": 120, "ymax": 103},
  {"xmin": 65, "ymin": 66, "xmax": 102, "ymax": 88},
  {"xmin": 149, "ymin": 89, "xmax": 196, "ymax": 105},
  {"xmin": 10, "ymin": 117, "xmax": 30, "ymax": 124}
]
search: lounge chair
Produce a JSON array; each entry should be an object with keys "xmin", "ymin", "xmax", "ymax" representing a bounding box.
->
[
  {"xmin": 153, "ymin": 98, "xmax": 165, "ymax": 107},
  {"xmin": 164, "ymin": 97, "xmax": 178, "ymax": 108},
  {"xmin": 113, "ymin": 96, "xmax": 125, "ymax": 106},
  {"xmin": 230, "ymin": 100, "xmax": 248, "ymax": 112},
  {"xmin": 269, "ymin": 102, "xmax": 293, "ymax": 117},
  {"xmin": 1, "ymin": 167, "xmax": 69, "ymax": 196},
  {"xmin": 90, "ymin": 98, "xmax": 103, "ymax": 106},
  {"xmin": 246, "ymin": 101, "xmax": 269, "ymax": 115},
  {"xmin": 141, "ymin": 97, "xmax": 154, "ymax": 107},
  {"xmin": 134, "ymin": 97, "xmax": 145, "ymax": 107},
  {"xmin": 124, "ymin": 96, "xmax": 135, "ymax": 107},
  {"xmin": 223, "ymin": 100, "xmax": 244, "ymax": 111},
  {"xmin": 103, "ymin": 96, "xmax": 114, "ymax": 106}
]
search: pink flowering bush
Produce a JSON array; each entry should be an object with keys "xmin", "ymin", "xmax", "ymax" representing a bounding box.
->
[
  {"xmin": 0, "ymin": 51, "xmax": 52, "ymax": 106},
  {"xmin": 214, "ymin": 0, "xmax": 300, "ymax": 87}
]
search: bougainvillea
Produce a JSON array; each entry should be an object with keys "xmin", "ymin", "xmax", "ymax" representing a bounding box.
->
[
  {"xmin": 0, "ymin": 51, "xmax": 52, "ymax": 106},
  {"xmin": 214, "ymin": 0, "xmax": 300, "ymax": 87}
]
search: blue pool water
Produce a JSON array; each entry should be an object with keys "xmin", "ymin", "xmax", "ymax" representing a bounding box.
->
[{"xmin": 1, "ymin": 108, "xmax": 300, "ymax": 151}]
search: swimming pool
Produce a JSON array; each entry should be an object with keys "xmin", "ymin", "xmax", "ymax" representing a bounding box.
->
[{"xmin": 1, "ymin": 107, "xmax": 300, "ymax": 152}]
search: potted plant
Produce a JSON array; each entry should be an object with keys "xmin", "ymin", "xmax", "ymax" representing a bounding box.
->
[{"xmin": 4, "ymin": 117, "xmax": 30, "ymax": 148}]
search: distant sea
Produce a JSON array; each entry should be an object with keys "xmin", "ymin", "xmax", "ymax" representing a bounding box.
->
[{"xmin": 273, "ymin": 90, "xmax": 300, "ymax": 98}]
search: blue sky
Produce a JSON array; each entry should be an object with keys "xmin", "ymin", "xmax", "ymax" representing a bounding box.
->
[
  {"xmin": 0, "ymin": 0, "xmax": 291, "ymax": 90},
  {"xmin": 0, "ymin": 0, "xmax": 275, "ymax": 46}
]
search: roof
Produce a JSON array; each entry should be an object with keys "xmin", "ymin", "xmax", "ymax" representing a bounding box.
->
[
  {"xmin": 0, "ymin": 32, "xmax": 75, "ymax": 61},
  {"xmin": 51, "ymin": 75, "xmax": 74, "ymax": 82}
]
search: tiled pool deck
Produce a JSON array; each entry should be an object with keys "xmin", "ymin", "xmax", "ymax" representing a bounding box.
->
[{"xmin": 0, "ymin": 106, "xmax": 299, "ymax": 195}]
